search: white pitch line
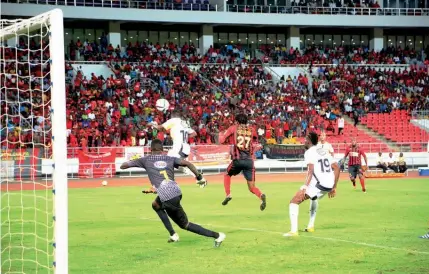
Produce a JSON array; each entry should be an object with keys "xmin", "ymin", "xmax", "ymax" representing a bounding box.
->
[{"xmin": 140, "ymin": 217, "xmax": 429, "ymax": 255}]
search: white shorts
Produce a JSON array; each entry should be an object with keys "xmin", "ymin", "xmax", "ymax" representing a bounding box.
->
[
  {"xmin": 305, "ymin": 184, "xmax": 331, "ymax": 200},
  {"xmin": 168, "ymin": 144, "xmax": 191, "ymax": 159},
  {"xmin": 168, "ymin": 149, "xmax": 188, "ymax": 159}
]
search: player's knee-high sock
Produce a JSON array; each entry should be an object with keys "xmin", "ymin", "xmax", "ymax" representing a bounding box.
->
[
  {"xmin": 224, "ymin": 174, "xmax": 231, "ymax": 197},
  {"xmin": 155, "ymin": 209, "xmax": 176, "ymax": 236},
  {"xmin": 359, "ymin": 177, "xmax": 366, "ymax": 191},
  {"xmin": 308, "ymin": 200, "xmax": 318, "ymax": 228},
  {"xmin": 186, "ymin": 222, "xmax": 220, "ymax": 239},
  {"xmin": 250, "ymin": 186, "xmax": 262, "ymax": 199},
  {"xmin": 289, "ymin": 203, "xmax": 299, "ymax": 233}
]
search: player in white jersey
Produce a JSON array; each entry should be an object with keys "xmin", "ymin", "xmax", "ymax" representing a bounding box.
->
[
  {"xmin": 151, "ymin": 110, "xmax": 196, "ymax": 159},
  {"xmin": 283, "ymin": 132, "xmax": 340, "ymax": 237},
  {"xmin": 149, "ymin": 110, "xmax": 196, "ymax": 179},
  {"xmin": 317, "ymin": 131, "xmax": 334, "ymax": 157}
]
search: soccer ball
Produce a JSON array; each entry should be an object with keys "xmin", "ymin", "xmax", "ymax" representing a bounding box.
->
[
  {"xmin": 156, "ymin": 99, "xmax": 170, "ymax": 113},
  {"xmin": 101, "ymin": 181, "xmax": 108, "ymax": 186}
]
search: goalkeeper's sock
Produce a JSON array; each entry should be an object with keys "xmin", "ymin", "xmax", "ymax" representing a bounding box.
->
[
  {"xmin": 224, "ymin": 174, "xmax": 231, "ymax": 197},
  {"xmin": 420, "ymin": 232, "xmax": 429, "ymax": 239},
  {"xmin": 250, "ymin": 186, "xmax": 262, "ymax": 199},
  {"xmin": 186, "ymin": 222, "xmax": 219, "ymax": 239},
  {"xmin": 155, "ymin": 209, "xmax": 176, "ymax": 236},
  {"xmin": 308, "ymin": 199, "xmax": 318, "ymax": 228},
  {"xmin": 359, "ymin": 177, "xmax": 366, "ymax": 192}
]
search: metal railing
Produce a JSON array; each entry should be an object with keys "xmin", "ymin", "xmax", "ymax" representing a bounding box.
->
[
  {"xmin": 267, "ymin": 63, "xmax": 413, "ymax": 68},
  {"xmin": 63, "ymin": 142, "xmax": 429, "ymax": 159},
  {"xmin": 1, "ymin": 154, "xmax": 427, "ymax": 180},
  {"xmin": 226, "ymin": 5, "xmax": 429, "ymax": 16},
  {"xmin": 411, "ymin": 110, "xmax": 429, "ymax": 119},
  {"xmin": 65, "ymin": 145, "xmax": 222, "ymax": 158},
  {"xmin": 69, "ymin": 61, "xmax": 420, "ymax": 69},
  {"xmin": 331, "ymin": 142, "xmax": 428, "ymax": 153},
  {"xmin": 3, "ymin": 0, "xmax": 428, "ymax": 15},
  {"xmin": 64, "ymin": 61, "xmax": 427, "ymax": 74},
  {"xmin": 1, "ymin": 0, "xmax": 220, "ymax": 11}
]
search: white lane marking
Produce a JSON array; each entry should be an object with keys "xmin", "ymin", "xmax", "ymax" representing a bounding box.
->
[{"xmin": 140, "ymin": 217, "xmax": 429, "ymax": 255}]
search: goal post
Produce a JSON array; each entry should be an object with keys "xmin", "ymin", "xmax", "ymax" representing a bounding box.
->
[{"xmin": 0, "ymin": 9, "xmax": 68, "ymax": 274}]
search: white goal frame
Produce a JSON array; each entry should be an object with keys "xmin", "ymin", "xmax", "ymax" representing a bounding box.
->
[{"xmin": 0, "ymin": 9, "xmax": 68, "ymax": 273}]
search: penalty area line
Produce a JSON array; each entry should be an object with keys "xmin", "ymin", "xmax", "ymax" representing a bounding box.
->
[{"xmin": 140, "ymin": 217, "xmax": 429, "ymax": 255}]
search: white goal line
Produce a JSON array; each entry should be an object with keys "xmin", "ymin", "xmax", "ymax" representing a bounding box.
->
[{"xmin": 140, "ymin": 217, "xmax": 429, "ymax": 255}]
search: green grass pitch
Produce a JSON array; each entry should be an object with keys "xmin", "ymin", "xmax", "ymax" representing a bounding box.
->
[{"xmin": 2, "ymin": 178, "xmax": 429, "ymax": 274}]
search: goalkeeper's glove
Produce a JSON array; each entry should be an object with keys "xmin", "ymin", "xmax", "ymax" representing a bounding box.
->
[
  {"xmin": 142, "ymin": 186, "xmax": 157, "ymax": 194},
  {"xmin": 142, "ymin": 189, "xmax": 156, "ymax": 194},
  {"xmin": 196, "ymin": 173, "xmax": 208, "ymax": 188}
]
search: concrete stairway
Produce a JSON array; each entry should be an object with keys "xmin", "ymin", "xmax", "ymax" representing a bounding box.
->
[{"xmin": 343, "ymin": 115, "xmax": 403, "ymax": 152}]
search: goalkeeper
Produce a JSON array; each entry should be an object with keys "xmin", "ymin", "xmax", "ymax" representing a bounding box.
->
[
  {"xmin": 341, "ymin": 138, "xmax": 368, "ymax": 193},
  {"xmin": 120, "ymin": 139, "xmax": 226, "ymax": 247}
]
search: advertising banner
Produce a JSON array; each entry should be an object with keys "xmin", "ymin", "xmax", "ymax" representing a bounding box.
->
[
  {"xmin": 264, "ymin": 144, "xmax": 306, "ymax": 160},
  {"xmin": 188, "ymin": 145, "xmax": 231, "ymax": 166},
  {"xmin": 124, "ymin": 147, "xmax": 146, "ymax": 161},
  {"xmin": 78, "ymin": 149, "xmax": 116, "ymax": 178},
  {"xmin": 0, "ymin": 149, "xmax": 42, "ymax": 180}
]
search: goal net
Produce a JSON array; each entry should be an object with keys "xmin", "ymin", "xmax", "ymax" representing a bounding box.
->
[{"xmin": 0, "ymin": 9, "xmax": 68, "ymax": 274}]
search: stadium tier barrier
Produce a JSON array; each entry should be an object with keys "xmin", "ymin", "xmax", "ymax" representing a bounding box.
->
[
  {"xmin": 225, "ymin": 6, "xmax": 429, "ymax": 16},
  {"xmin": 1, "ymin": 0, "xmax": 222, "ymax": 11},
  {"xmin": 1, "ymin": 145, "xmax": 428, "ymax": 179},
  {"xmin": 2, "ymin": 0, "xmax": 429, "ymax": 16},
  {"xmin": 71, "ymin": 61, "xmax": 420, "ymax": 68}
]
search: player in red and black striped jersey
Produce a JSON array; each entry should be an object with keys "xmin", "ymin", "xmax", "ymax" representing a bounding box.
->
[
  {"xmin": 219, "ymin": 114, "xmax": 267, "ymax": 211},
  {"xmin": 342, "ymin": 138, "xmax": 368, "ymax": 193}
]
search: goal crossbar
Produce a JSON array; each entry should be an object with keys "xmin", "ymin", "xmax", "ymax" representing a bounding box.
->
[{"xmin": 0, "ymin": 11, "xmax": 53, "ymax": 40}]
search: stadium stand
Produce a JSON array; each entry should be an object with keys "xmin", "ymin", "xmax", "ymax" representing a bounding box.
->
[
  {"xmin": 2, "ymin": 36, "xmax": 428, "ymax": 153},
  {"xmin": 2, "ymin": 5, "xmax": 429, "ymax": 274}
]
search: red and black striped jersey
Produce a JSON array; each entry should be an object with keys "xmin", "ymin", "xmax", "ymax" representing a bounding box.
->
[
  {"xmin": 220, "ymin": 124, "xmax": 259, "ymax": 160},
  {"xmin": 344, "ymin": 145, "xmax": 366, "ymax": 166}
]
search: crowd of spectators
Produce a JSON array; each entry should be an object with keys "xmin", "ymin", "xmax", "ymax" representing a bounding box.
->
[
  {"xmin": 1, "ymin": 37, "xmax": 429, "ymax": 151},
  {"xmin": 70, "ymin": 37, "xmax": 429, "ymax": 67},
  {"xmin": 67, "ymin": 37, "xmax": 262, "ymax": 65},
  {"xmin": 290, "ymin": 0, "xmax": 382, "ymax": 9},
  {"xmin": 226, "ymin": 0, "xmax": 420, "ymax": 14},
  {"xmin": 259, "ymin": 44, "xmax": 429, "ymax": 65}
]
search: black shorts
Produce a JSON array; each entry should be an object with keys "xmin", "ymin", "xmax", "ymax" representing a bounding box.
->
[
  {"xmin": 155, "ymin": 195, "xmax": 188, "ymax": 227},
  {"xmin": 227, "ymin": 159, "xmax": 255, "ymax": 182},
  {"xmin": 348, "ymin": 165, "xmax": 363, "ymax": 179}
]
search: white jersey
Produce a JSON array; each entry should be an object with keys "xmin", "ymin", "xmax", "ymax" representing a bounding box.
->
[
  {"xmin": 304, "ymin": 145, "xmax": 335, "ymax": 189},
  {"xmin": 162, "ymin": 118, "xmax": 195, "ymax": 157},
  {"xmin": 317, "ymin": 142, "xmax": 334, "ymax": 156}
]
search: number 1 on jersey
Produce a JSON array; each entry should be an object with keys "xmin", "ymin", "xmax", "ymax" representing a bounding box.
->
[
  {"xmin": 180, "ymin": 130, "xmax": 188, "ymax": 143},
  {"xmin": 160, "ymin": 170, "xmax": 169, "ymax": 181}
]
